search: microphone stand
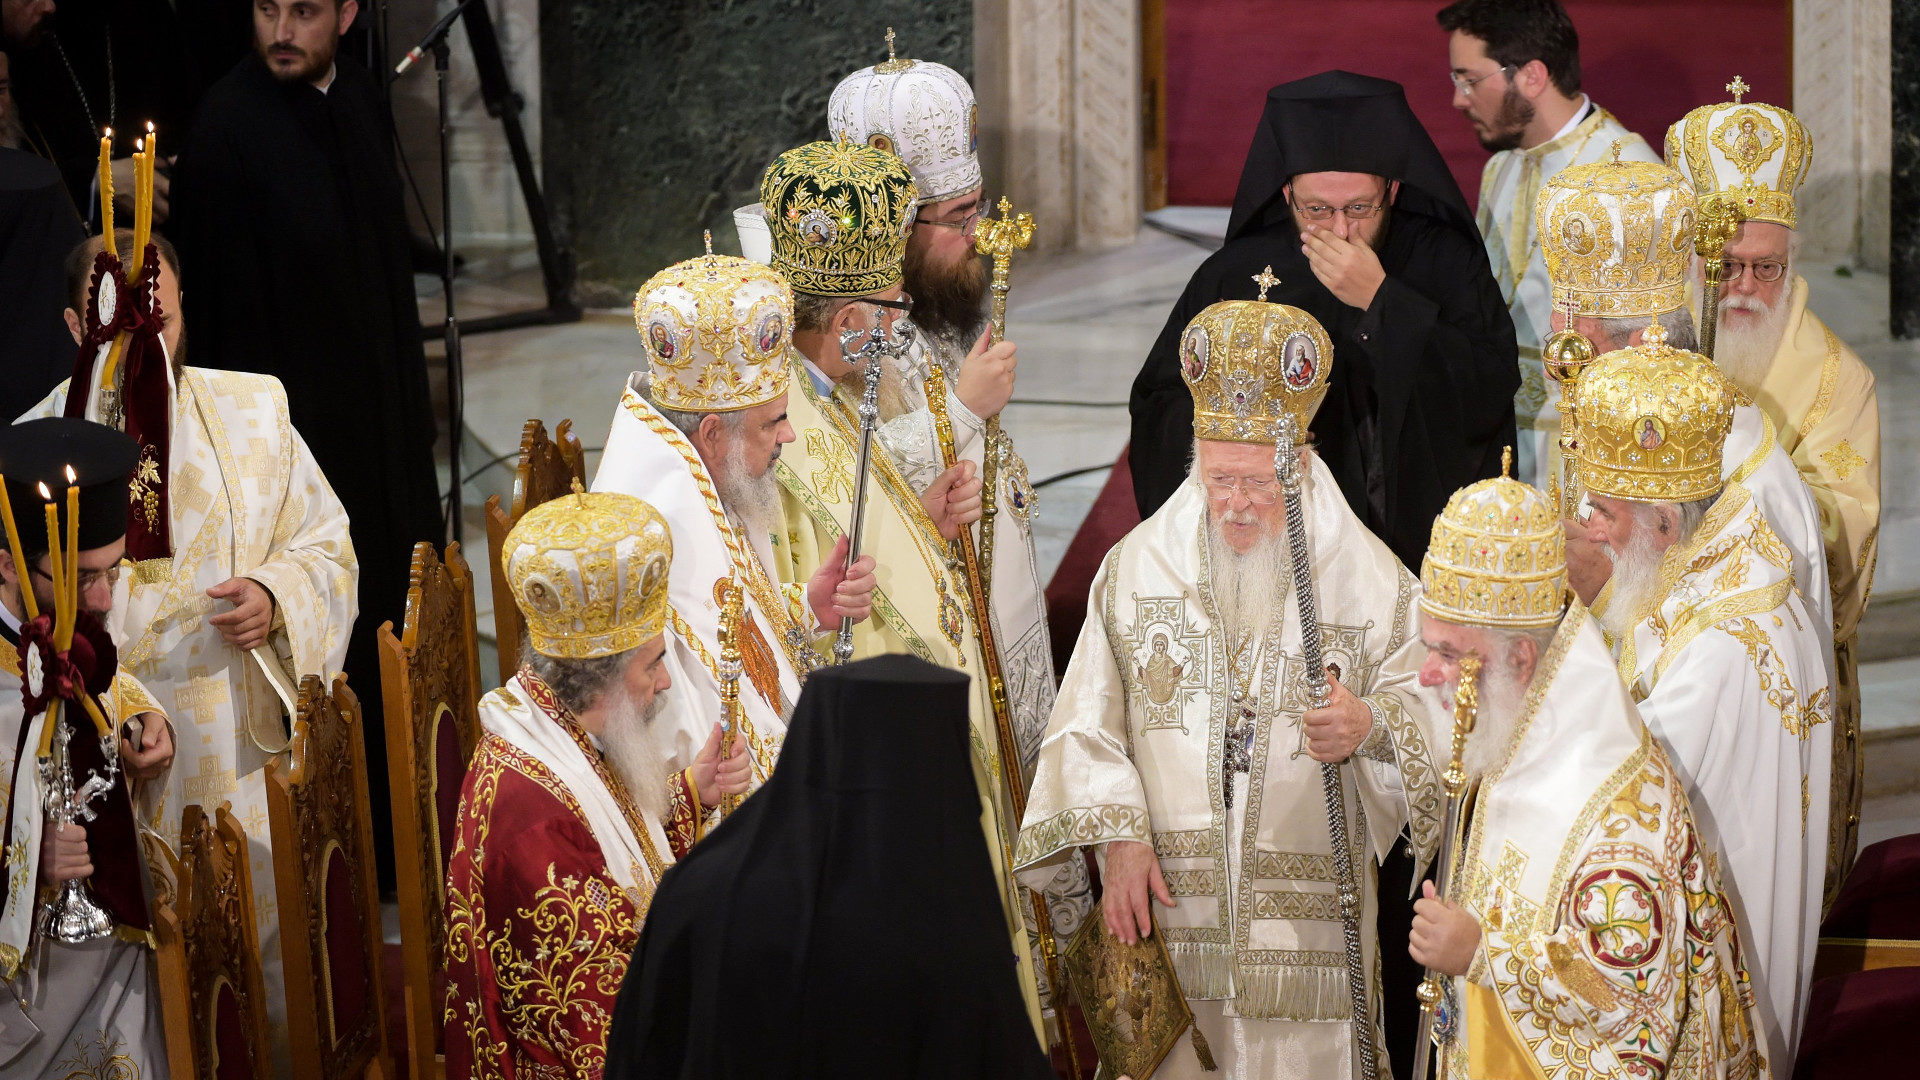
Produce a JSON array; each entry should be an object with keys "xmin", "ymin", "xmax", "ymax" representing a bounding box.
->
[{"xmin": 394, "ymin": 0, "xmax": 479, "ymax": 543}]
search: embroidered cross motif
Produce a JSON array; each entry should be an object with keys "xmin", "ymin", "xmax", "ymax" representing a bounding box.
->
[
  {"xmin": 178, "ymin": 668, "xmax": 230, "ymax": 725},
  {"xmin": 1819, "ymin": 439, "xmax": 1866, "ymax": 481}
]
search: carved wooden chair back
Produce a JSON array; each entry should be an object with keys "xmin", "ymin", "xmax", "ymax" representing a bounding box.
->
[
  {"xmin": 266, "ymin": 674, "xmax": 394, "ymax": 1080},
  {"xmin": 155, "ymin": 802, "xmax": 275, "ymax": 1080},
  {"xmin": 376, "ymin": 541, "xmax": 484, "ymax": 1080},
  {"xmin": 484, "ymin": 418, "xmax": 586, "ymax": 680}
]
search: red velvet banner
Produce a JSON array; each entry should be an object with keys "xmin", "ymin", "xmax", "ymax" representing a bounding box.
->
[{"xmin": 1166, "ymin": 0, "xmax": 1791, "ymax": 209}]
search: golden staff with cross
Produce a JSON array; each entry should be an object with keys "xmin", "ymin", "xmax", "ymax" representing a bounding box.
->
[{"xmin": 972, "ymin": 196, "xmax": 1036, "ymax": 583}]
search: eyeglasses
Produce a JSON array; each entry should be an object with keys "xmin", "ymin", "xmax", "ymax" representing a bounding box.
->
[
  {"xmin": 915, "ymin": 206, "xmax": 984, "ymax": 234},
  {"xmin": 30, "ymin": 562, "xmax": 122, "ymax": 591},
  {"xmin": 1718, "ymin": 258, "xmax": 1788, "ymax": 283},
  {"xmin": 1204, "ymin": 476, "xmax": 1281, "ymax": 505},
  {"xmin": 1449, "ymin": 65, "xmax": 1512, "ymax": 94},
  {"xmin": 1288, "ymin": 196, "xmax": 1387, "ymax": 222}
]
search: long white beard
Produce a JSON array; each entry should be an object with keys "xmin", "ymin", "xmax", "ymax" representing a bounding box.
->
[
  {"xmin": 600, "ymin": 684, "xmax": 673, "ymax": 825},
  {"xmin": 1713, "ymin": 290, "xmax": 1792, "ymax": 396},
  {"xmin": 1207, "ymin": 509, "xmax": 1288, "ymax": 643},
  {"xmin": 1597, "ymin": 526, "xmax": 1668, "ymax": 640},
  {"xmin": 1424, "ymin": 662, "xmax": 1529, "ymax": 780},
  {"xmin": 718, "ymin": 436, "xmax": 782, "ymax": 549}
]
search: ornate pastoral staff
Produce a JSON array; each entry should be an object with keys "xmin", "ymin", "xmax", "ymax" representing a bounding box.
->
[
  {"xmin": 831, "ymin": 313, "xmax": 894, "ymax": 664},
  {"xmin": 972, "ymin": 197, "xmax": 1035, "ymax": 584},
  {"xmin": 715, "ymin": 576, "xmax": 748, "ymax": 817},
  {"xmin": 1411, "ymin": 654, "xmax": 1481, "ymax": 1080}
]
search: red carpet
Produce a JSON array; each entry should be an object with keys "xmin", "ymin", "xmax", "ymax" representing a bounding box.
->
[
  {"xmin": 1165, "ymin": 0, "xmax": 1791, "ymax": 211},
  {"xmin": 1045, "ymin": 449, "xmax": 1142, "ymax": 676}
]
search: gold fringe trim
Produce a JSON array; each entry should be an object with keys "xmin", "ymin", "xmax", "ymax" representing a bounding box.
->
[{"xmin": 1233, "ymin": 962, "xmax": 1352, "ymax": 1021}]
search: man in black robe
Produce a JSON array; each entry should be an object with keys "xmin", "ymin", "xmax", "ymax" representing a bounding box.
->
[
  {"xmin": 0, "ymin": 143, "xmax": 85, "ymax": 420},
  {"xmin": 604, "ymin": 655, "xmax": 1054, "ymax": 1080},
  {"xmin": 170, "ymin": 0, "xmax": 439, "ymax": 887},
  {"xmin": 1130, "ymin": 70, "xmax": 1517, "ymax": 572}
]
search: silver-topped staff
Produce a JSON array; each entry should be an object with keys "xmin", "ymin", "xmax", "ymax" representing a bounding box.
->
[
  {"xmin": 1274, "ymin": 415, "xmax": 1379, "ymax": 1080},
  {"xmin": 831, "ymin": 309, "xmax": 899, "ymax": 663}
]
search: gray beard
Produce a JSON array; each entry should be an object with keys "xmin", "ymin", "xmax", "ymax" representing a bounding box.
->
[
  {"xmin": 717, "ymin": 436, "xmax": 782, "ymax": 550},
  {"xmin": 1206, "ymin": 509, "xmax": 1288, "ymax": 644},
  {"xmin": 600, "ymin": 683, "xmax": 673, "ymax": 825},
  {"xmin": 1713, "ymin": 293, "xmax": 1792, "ymax": 397},
  {"xmin": 1597, "ymin": 526, "xmax": 1668, "ymax": 640}
]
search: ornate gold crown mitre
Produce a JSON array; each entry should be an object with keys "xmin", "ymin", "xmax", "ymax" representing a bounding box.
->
[
  {"xmin": 634, "ymin": 243, "xmax": 793, "ymax": 413},
  {"xmin": 1420, "ymin": 450, "xmax": 1567, "ymax": 629},
  {"xmin": 1536, "ymin": 146, "xmax": 1696, "ymax": 318},
  {"xmin": 503, "ymin": 491, "xmax": 673, "ymax": 660},
  {"xmin": 760, "ymin": 140, "xmax": 918, "ymax": 298},
  {"xmin": 1665, "ymin": 76, "xmax": 1812, "ymax": 229},
  {"xmin": 1179, "ymin": 269, "xmax": 1332, "ymax": 444},
  {"xmin": 829, "ymin": 29, "xmax": 981, "ymax": 204},
  {"xmin": 1570, "ymin": 326, "xmax": 1734, "ymax": 504}
]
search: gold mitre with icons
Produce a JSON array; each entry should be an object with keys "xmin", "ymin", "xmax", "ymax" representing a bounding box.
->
[
  {"xmin": 503, "ymin": 489, "xmax": 673, "ymax": 661},
  {"xmin": 1569, "ymin": 325, "xmax": 1735, "ymax": 504},
  {"xmin": 759, "ymin": 139, "xmax": 919, "ymax": 298},
  {"xmin": 634, "ymin": 236, "xmax": 793, "ymax": 414},
  {"xmin": 1179, "ymin": 267, "xmax": 1332, "ymax": 444},
  {"xmin": 1536, "ymin": 144, "xmax": 1696, "ymax": 318},
  {"xmin": 1666, "ymin": 75, "xmax": 1812, "ymax": 229},
  {"xmin": 1420, "ymin": 449, "xmax": 1567, "ymax": 629}
]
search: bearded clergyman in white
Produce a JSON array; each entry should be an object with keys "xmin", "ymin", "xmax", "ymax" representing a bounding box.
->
[{"xmin": 1015, "ymin": 293, "xmax": 1443, "ymax": 1077}]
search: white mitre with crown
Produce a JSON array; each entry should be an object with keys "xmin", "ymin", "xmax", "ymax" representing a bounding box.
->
[{"xmin": 828, "ymin": 27, "xmax": 981, "ymax": 204}]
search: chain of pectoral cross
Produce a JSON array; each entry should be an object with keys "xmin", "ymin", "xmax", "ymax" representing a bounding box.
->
[{"xmin": 1222, "ymin": 629, "xmax": 1260, "ymax": 809}]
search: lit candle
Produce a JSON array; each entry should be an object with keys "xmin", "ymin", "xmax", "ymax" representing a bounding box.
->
[
  {"xmin": 0, "ymin": 473, "xmax": 37, "ymax": 620},
  {"xmin": 130, "ymin": 136, "xmax": 150, "ymax": 279},
  {"xmin": 63, "ymin": 465, "xmax": 78, "ymax": 645},
  {"xmin": 38, "ymin": 483, "xmax": 65, "ymax": 638},
  {"xmin": 99, "ymin": 129, "xmax": 116, "ymax": 254}
]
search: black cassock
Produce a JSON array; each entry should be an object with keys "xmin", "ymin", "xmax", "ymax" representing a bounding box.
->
[
  {"xmin": 1129, "ymin": 70, "xmax": 1517, "ymax": 571},
  {"xmin": 0, "ymin": 148, "xmax": 86, "ymax": 422},
  {"xmin": 171, "ymin": 52, "xmax": 440, "ymax": 883},
  {"xmin": 604, "ymin": 655, "xmax": 1053, "ymax": 1080}
]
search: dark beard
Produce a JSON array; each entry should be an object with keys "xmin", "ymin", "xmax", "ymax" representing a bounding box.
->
[
  {"xmin": 902, "ymin": 240, "xmax": 989, "ymax": 355},
  {"xmin": 258, "ymin": 38, "xmax": 338, "ymax": 84},
  {"xmin": 1475, "ymin": 83, "xmax": 1536, "ymax": 152}
]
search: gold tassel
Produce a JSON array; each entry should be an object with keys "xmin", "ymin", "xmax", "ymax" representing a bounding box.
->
[{"xmin": 1189, "ymin": 1024, "xmax": 1218, "ymax": 1072}]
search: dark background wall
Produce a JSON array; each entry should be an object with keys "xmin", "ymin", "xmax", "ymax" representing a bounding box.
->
[{"xmin": 541, "ymin": 0, "xmax": 972, "ymax": 302}]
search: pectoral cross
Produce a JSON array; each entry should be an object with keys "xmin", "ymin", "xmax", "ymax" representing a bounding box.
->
[
  {"xmin": 1222, "ymin": 690, "xmax": 1257, "ymax": 809},
  {"xmin": 1726, "ymin": 75, "xmax": 1750, "ymax": 103}
]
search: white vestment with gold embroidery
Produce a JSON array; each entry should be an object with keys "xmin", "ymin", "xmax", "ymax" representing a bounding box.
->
[
  {"xmin": 1014, "ymin": 458, "xmax": 1442, "ymax": 1073},
  {"xmin": 592, "ymin": 375, "xmax": 811, "ymax": 797},
  {"xmin": 23, "ymin": 367, "xmax": 358, "ymax": 1067},
  {"xmin": 1477, "ymin": 105, "xmax": 1656, "ymax": 487},
  {"xmin": 874, "ymin": 334, "xmax": 1056, "ymax": 776},
  {"xmin": 1446, "ymin": 608, "xmax": 1769, "ymax": 1080},
  {"xmin": 1615, "ymin": 485, "xmax": 1831, "ymax": 1067}
]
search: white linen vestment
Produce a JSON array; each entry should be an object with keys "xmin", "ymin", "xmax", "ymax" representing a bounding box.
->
[
  {"xmin": 1613, "ymin": 483, "xmax": 1831, "ymax": 1068},
  {"xmin": 1014, "ymin": 457, "xmax": 1443, "ymax": 1075},
  {"xmin": 24, "ymin": 366, "xmax": 358, "ymax": 1062},
  {"xmin": 1445, "ymin": 607, "xmax": 1768, "ymax": 1080},
  {"xmin": 592, "ymin": 374, "xmax": 810, "ymax": 793},
  {"xmin": 1478, "ymin": 105, "xmax": 1657, "ymax": 488}
]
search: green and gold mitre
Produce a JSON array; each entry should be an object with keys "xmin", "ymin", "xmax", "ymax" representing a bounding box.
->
[{"xmin": 759, "ymin": 140, "xmax": 918, "ymax": 297}]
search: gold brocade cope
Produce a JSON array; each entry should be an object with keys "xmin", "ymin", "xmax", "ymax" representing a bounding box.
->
[
  {"xmin": 1420, "ymin": 452, "xmax": 1568, "ymax": 629},
  {"xmin": 1666, "ymin": 76, "xmax": 1812, "ymax": 229},
  {"xmin": 1570, "ymin": 328, "xmax": 1735, "ymax": 504},
  {"xmin": 1536, "ymin": 148, "xmax": 1695, "ymax": 318},
  {"xmin": 632, "ymin": 250, "xmax": 793, "ymax": 413},
  {"xmin": 503, "ymin": 491, "xmax": 672, "ymax": 659},
  {"xmin": 1463, "ymin": 980, "xmax": 1550, "ymax": 1080},
  {"xmin": 759, "ymin": 140, "xmax": 918, "ymax": 297},
  {"xmin": 1060, "ymin": 912, "xmax": 1216, "ymax": 1079},
  {"xmin": 1179, "ymin": 272, "xmax": 1333, "ymax": 444}
]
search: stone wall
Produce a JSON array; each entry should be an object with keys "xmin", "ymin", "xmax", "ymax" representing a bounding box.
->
[{"xmin": 541, "ymin": 1, "xmax": 970, "ymax": 301}]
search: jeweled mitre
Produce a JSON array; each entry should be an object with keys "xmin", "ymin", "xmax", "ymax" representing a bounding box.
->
[
  {"xmin": 633, "ymin": 252, "xmax": 793, "ymax": 413},
  {"xmin": 1665, "ymin": 78, "xmax": 1811, "ymax": 229},
  {"xmin": 1570, "ymin": 327, "xmax": 1734, "ymax": 504},
  {"xmin": 760, "ymin": 140, "xmax": 918, "ymax": 298},
  {"xmin": 504, "ymin": 491, "xmax": 673, "ymax": 661},
  {"xmin": 829, "ymin": 38, "xmax": 980, "ymax": 204},
  {"xmin": 1179, "ymin": 285, "xmax": 1332, "ymax": 445},
  {"xmin": 1536, "ymin": 148, "xmax": 1696, "ymax": 318},
  {"xmin": 1420, "ymin": 455, "xmax": 1567, "ymax": 629}
]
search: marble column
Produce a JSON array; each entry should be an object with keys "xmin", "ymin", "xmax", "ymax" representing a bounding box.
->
[
  {"xmin": 539, "ymin": 1, "xmax": 970, "ymax": 299},
  {"xmin": 1893, "ymin": 0, "xmax": 1919, "ymax": 338},
  {"xmin": 1792, "ymin": 0, "xmax": 1892, "ymax": 272}
]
